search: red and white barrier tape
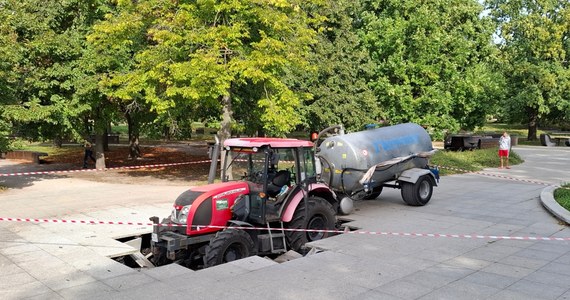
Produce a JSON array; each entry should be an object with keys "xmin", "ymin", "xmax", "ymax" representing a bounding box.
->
[
  {"xmin": 196, "ymin": 225, "xmax": 570, "ymax": 241},
  {"xmin": 434, "ymin": 165, "xmax": 569, "ymax": 190},
  {"xmin": 1, "ymin": 217, "xmax": 568, "ymax": 242},
  {"xmin": 0, "ymin": 160, "xmax": 212, "ymax": 177}
]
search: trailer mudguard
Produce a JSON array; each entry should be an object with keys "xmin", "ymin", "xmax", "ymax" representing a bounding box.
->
[{"xmin": 397, "ymin": 168, "xmax": 438, "ymax": 186}]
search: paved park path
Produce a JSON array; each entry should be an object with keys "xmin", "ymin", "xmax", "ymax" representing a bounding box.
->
[{"xmin": 0, "ymin": 145, "xmax": 569, "ymax": 299}]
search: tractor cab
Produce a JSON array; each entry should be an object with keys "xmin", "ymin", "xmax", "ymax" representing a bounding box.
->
[{"xmin": 221, "ymin": 138, "xmax": 317, "ymax": 224}]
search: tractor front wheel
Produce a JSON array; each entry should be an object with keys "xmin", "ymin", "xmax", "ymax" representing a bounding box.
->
[
  {"xmin": 204, "ymin": 229, "xmax": 256, "ymax": 268},
  {"xmin": 286, "ymin": 196, "xmax": 336, "ymax": 253}
]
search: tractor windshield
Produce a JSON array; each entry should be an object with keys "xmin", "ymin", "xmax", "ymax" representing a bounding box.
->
[{"xmin": 223, "ymin": 150, "xmax": 267, "ymax": 183}]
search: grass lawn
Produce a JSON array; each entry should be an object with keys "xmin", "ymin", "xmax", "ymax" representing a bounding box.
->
[
  {"xmin": 554, "ymin": 184, "xmax": 570, "ymax": 211},
  {"xmin": 430, "ymin": 147, "xmax": 524, "ymax": 175}
]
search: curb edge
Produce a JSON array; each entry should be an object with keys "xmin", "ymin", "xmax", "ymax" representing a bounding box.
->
[{"xmin": 540, "ymin": 186, "xmax": 570, "ymax": 225}]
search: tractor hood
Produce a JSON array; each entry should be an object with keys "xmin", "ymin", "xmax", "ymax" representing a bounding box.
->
[{"xmin": 175, "ymin": 181, "xmax": 250, "ymax": 207}]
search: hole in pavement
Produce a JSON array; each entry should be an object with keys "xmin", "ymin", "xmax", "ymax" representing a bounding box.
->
[{"xmin": 112, "ymin": 219, "xmax": 358, "ymax": 271}]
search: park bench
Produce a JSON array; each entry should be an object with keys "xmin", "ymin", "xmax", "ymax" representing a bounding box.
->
[
  {"xmin": 477, "ymin": 137, "xmax": 499, "ymax": 149},
  {"xmin": 4, "ymin": 150, "xmax": 48, "ymax": 164},
  {"xmin": 540, "ymin": 134, "xmax": 556, "ymax": 147}
]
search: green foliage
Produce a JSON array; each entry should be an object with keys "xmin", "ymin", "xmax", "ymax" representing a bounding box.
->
[
  {"xmin": 554, "ymin": 184, "xmax": 570, "ymax": 211},
  {"xmin": 431, "ymin": 147, "xmax": 524, "ymax": 175},
  {"xmin": 0, "ymin": 0, "xmax": 109, "ymax": 143},
  {"xmin": 107, "ymin": 0, "xmax": 321, "ymax": 136},
  {"xmin": 3, "ymin": 0, "xmax": 568, "ymax": 144},
  {"xmin": 0, "ymin": 120, "xmax": 11, "ymax": 152},
  {"xmin": 360, "ymin": 0, "xmax": 501, "ymax": 136},
  {"xmin": 487, "ymin": 0, "xmax": 570, "ymax": 138},
  {"xmin": 294, "ymin": 0, "xmax": 379, "ymax": 132}
]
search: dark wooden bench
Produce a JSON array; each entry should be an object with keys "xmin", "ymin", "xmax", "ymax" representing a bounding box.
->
[
  {"xmin": 5, "ymin": 150, "xmax": 49, "ymax": 164},
  {"xmin": 478, "ymin": 137, "xmax": 499, "ymax": 149}
]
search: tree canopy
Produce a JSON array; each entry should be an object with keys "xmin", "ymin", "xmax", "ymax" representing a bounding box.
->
[
  {"xmin": 1, "ymin": 0, "xmax": 569, "ymax": 153},
  {"xmin": 359, "ymin": 0, "xmax": 501, "ymax": 137},
  {"xmin": 487, "ymin": 0, "xmax": 570, "ymax": 139}
]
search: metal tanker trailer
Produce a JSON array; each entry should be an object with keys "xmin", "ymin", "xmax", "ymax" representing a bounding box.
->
[{"xmin": 315, "ymin": 123, "xmax": 439, "ymax": 210}]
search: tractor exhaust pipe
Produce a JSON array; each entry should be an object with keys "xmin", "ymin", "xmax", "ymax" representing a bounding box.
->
[{"xmin": 207, "ymin": 135, "xmax": 220, "ymax": 184}]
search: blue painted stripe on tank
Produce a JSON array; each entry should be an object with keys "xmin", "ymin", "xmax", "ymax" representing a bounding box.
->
[{"xmin": 372, "ymin": 135, "xmax": 420, "ymax": 152}]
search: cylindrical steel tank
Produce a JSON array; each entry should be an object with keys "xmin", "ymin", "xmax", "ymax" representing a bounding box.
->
[{"xmin": 317, "ymin": 123, "xmax": 434, "ymax": 194}]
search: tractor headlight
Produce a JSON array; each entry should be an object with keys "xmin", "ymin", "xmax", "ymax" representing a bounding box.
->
[{"xmin": 177, "ymin": 205, "xmax": 191, "ymax": 224}]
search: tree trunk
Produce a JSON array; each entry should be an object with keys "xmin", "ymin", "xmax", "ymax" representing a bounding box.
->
[
  {"xmin": 126, "ymin": 111, "xmax": 142, "ymax": 159},
  {"xmin": 527, "ymin": 107, "xmax": 538, "ymax": 141},
  {"xmin": 103, "ymin": 127, "xmax": 110, "ymax": 151},
  {"xmin": 95, "ymin": 132, "xmax": 106, "ymax": 169},
  {"xmin": 94, "ymin": 116, "xmax": 106, "ymax": 169},
  {"xmin": 219, "ymin": 93, "xmax": 233, "ymax": 180},
  {"xmin": 53, "ymin": 136, "xmax": 63, "ymax": 148}
]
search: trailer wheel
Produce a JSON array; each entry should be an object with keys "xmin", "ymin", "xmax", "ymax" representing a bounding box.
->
[
  {"xmin": 286, "ymin": 196, "xmax": 336, "ymax": 252},
  {"xmin": 401, "ymin": 175, "xmax": 433, "ymax": 206},
  {"xmin": 204, "ymin": 229, "xmax": 256, "ymax": 267}
]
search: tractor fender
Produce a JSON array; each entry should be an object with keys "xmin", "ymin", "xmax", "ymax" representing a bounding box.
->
[
  {"xmin": 397, "ymin": 168, "xmax": 438, "ymax": 186},
  {"xmin": 226, "ymin": 220, "xmax": 257, "ymax": 240},
  {"xmin": 281, "ymin": 183, "xmax": 336, "ymax": 222},
  {"xmin": 227, "ymin": 220, "xmax": 254, "ymax": 228}
]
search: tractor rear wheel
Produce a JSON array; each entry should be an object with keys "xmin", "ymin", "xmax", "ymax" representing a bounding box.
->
[
  {"xmin": 400, "ymin": 175, "xmax": 433, "ymax": 206},
  {"xmin": 204, "ymin": 229, "xmax": 256, "ymax": 267},
  {"xmin": 286, "ymin": 196, "xmax": 336, "ymax": 253}
]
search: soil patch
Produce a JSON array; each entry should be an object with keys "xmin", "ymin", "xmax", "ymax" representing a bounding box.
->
[{"xmin": 5, "ymin": 143, "xmax": 213, "ymax": 186}]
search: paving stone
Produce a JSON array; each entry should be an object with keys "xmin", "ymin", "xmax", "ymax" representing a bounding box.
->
[
  {"xmin": 0, "ymin": 243, "xmax": 43, "ymax": 256},
  {"xmin": 69, "ymin": 255, "xmax": 135, "ymax": 280},
  {"xmin": 461, "ymin": 271, "xmax": 519, "ymax": 289},
  {"xmin": 481, "ymin": 262, "xmax": 535, "ymax": 278},
  {"xmin": 56, "ymin": 281, "xmax": 119, "ymax": 299},
  {"xmin": 122, "ymin": 280, "xmax": 198, "ymax": 299},
  {"xmin": 500, "ymin": 255, "xmax": 550, "ymax": 270},
  {"xmin": 463, "ymin": 244, "xmax": 522, "ymax": 262},
  {"xmin": 514, "ymin": 248, "xmax": 563, "ymax": 261},
  {"xmin": 195, "ymin": 261, "xmax": 251, "ymax": 278},
  {"xmin": 18, "ymin": 256, "xmax": 77, "ymax": 280},
  {"xmin": 418, "ymin": 280, "xmax": 500, "ymax": 300},
  {"xmin": 376, "ymin": 279, "xmax": 434, "ymax": 299},
  {"xmin": 25, "ymin": 291, "xmax": 65, "ymax": 300},
  {"xmin": 102, "ymin": 271, "xmax": 156, "ymax": 290},
  {"xmin": 558, "ymin": 290, "xmax": 570, "ymax": 300},
  {"xmin": 0, "ymin": 271, "xmax": 38, "ymax": 289},
  {"xmin": 554, "ymin": 253, "xmax": 570, "ymax": 265},
  {"xmin": 228, "ymin": 255, "xmax": 278, "ymax": 271},
  {"xmin": 488, "ymin": 289, "xmax": 548, "ymax": 300},
  {"xmin": 401, "ymin": 271, "xmax": 458, "ymax": 289},
  {"xmin": 0, "ymin": 262, "xmax": 26, "ymax": 276},
  {"xmin": 506, "ymin": 279, "xmax": 567, "ymax": 300},
  {"xmin": 538, "ymin": 261, "xmax": 570, "ymax": 276},
  {"xmin": 443, "ymin": 256, "xmax": 493, "ymax": 270},
  {"xmin": 41, "ymin": 271, "xmax": 98, "ymax": 291},
  {"xmin": 141, "ymin": 263, "xmax": 194, "ymax": 281},
  {"xmin": 0, "ymin": 280, "xmax": 52, "ymax": 299},
  {"xmin": 349, "ymin": 290, "xmax": 405, "ymax": 300},
  {"xmin": 423, "ymin": 263, "xmax": 476, "ymax": 280},
  {"xmin": 523, "ymin": 270, "xmax": 570, "ymax": 289}
]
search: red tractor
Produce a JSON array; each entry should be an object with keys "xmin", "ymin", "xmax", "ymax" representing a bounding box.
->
[
  {"xmin": 150, "ymin": 137, "xmax": 338, "ymax": 268},
  {"xmin": 150, "ymin": 123, "xmax": 439, "ymax": 268}
]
